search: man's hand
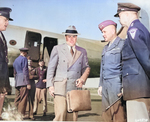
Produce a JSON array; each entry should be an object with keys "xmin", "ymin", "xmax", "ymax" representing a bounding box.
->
[
  {"xmin": 49, "ymin": 86, "xmax": 54, "ymax": 97},
  {"xmin": 76, "ymin": 79, "xmax": 84, "ymax": 88},
  {"xmin": 27, "ymin": 84, "xmax": 31, "ymax": 90},
  {"xmin": 43, "ymin": 79, "xmax": 47, "ymax": 83},
  {"xmin": 98, "ymin": 86, "xmax": 102, "ymax": 96}
]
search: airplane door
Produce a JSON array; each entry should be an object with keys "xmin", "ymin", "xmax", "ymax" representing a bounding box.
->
[
  {"xmin": 24, "ymin": 31, "xmax": 42, "ymax": 61},
  {"xmin": 42, "ymin": 37, "xmax": 57, "ymax": 66}
]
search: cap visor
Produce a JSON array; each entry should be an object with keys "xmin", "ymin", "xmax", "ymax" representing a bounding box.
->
[{"xmin": 9, "ymin": 18, "xmax": 13, "ymax": 21}]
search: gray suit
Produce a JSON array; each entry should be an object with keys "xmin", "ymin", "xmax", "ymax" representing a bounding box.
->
[{"xmin": 47, "ymin": 43, "xmax": 90, "ymax": 96}]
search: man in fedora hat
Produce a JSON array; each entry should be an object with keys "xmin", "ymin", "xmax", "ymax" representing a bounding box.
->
[
  {"xmin": 13, "ymin": 48, "xmax": 31, "ymax": 119},
  {"xmin": 46, "ymin": 25, "xmax": 90, "ymax": 121},
  {"xmin": 115, "ymin": 2, "xmax": 150, "ymax": 121},
  {"xmin": 0, "ymin": 7, "xmax": 13, "ymax": 119},
  {"xmin": 97, "ymin": 20, "xmax": 126, "ymax": 122}
]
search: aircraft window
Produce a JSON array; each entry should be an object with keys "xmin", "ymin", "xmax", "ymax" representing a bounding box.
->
[{"xmin": 9, "ymin": 40, "xmax": 17, "ymax": 45}]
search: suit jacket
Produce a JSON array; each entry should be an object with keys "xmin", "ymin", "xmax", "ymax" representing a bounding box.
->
[
  {"xmin": 99, "ymin": 37, "xmax": 124, "ymax": 87},
  {"xmin": 46, "ymin": 43, "xmax": 90, "ymax": 96},
  {"xmin": 0, "ymin": 32, "xmax": 10, "ymax": 93},
  {"xmin": 122, "ymin": 19, "xmax": 150, "ymax": 100},
  {"xmin": 13, "ymin": 55, "xmax": 30, "ymax": 87}
]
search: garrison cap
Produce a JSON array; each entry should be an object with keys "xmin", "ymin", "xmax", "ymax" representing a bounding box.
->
[
  {"xmin": 19, "ymin": 48, "xmax": 29, "ymax": 52},
  {"xmin": 62, "ymin": 25, "xmax": 80, "ymax": 35},
  {"xmin": 98, "ymin": 20, "xmax": 117, "ymax": 31},
  {"xmin": 114, "ymin": 3, "xmax": 141, "ymax": 17},
  {"xmin": 0, "ymin": 7, "xmax": 13, "ymax": 21}
]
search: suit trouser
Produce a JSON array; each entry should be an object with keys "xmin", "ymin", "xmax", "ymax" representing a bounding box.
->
[
  {"xmin": 14, "ymin": 86, "xmax": 29, "ymax": 116},
  {"xmin": 53, "ymin": 95, "xmax": 78, "ymax": 121},
  {"xmin": 127, "ymin": 98, "xmax": 150, "ymax": 122},
  {"xmin": 102, "ymin": 77, "xmax": 126, "ymax": 122},
  {"xmin": 33, "ymin": 88, "xmax": 47, "ymax": 113}
]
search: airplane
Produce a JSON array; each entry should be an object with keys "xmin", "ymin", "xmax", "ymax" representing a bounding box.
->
[
  {"xmin": 3, "ymin": 24, "xmax": 107, "ymax": 78},
  {"xmin": 4, "ymin": 5, "xmax": 148, "ymax": 79}
]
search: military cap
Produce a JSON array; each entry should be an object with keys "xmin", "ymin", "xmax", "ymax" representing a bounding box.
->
[
  {"xmin": 114, "ymin": 3, "xmax": 141, "ymax": 17},
  {"xmin": 62, "ymin": 25, "xmax": 80, "ymax": 35},
  {"xmin": 98, "ymin": 20, "xmax": 117, "ymax": 31},
  {"xmin": 19, "ymin": 47, "xmax": 29, "ymax": 52},
  {"xmin": 0, "ymin": 7, "xmax": 13, "ymax": 21}
]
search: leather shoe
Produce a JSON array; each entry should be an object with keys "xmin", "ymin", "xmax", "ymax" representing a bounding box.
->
[
  {"xmin": 43, "ymin": 112, "xmax": 46, "ymax": 116},
  {"xmin": 33, "ymin": 112, "xmax": 37, "ymax": 115}
]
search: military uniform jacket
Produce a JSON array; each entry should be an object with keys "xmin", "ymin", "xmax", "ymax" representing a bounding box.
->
[
  {"xmin": 99, "ymin": 37, "xmax": 124, "ymax": 87},
  {"xmin": 46, "ymin": 43, "xmax": 90, "ymax": 96},
  {"xmin": 13, "ymin": 55, "xmax": 30, "ymax": 87},
  {"xmin": 122, "ymin": 19, "xmax": 150, "ymax": 100},
  {"xmin": 0, "ymin": 32, "xmax": 10, "ymax": 93}
]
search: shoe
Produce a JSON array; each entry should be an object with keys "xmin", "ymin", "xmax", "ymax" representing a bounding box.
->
[
  {"xmin": 33, "ymin": 112, "xmax": 37, "ymax": 115},
  {"xmin": 30, "ymin": 117, "xmax": 35, "ymax": 120},
  {"xmin": 23, "ymin": 116, "xmax": 30, "ymax": 120},
  {"xmin": 43, "ymin": 112, "xmax": 46, "ymax": 116}
]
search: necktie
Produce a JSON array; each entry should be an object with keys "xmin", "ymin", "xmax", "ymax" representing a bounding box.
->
[{"xmin": 70, "ymin": 46, "xmax": 74, "ymax": 56}]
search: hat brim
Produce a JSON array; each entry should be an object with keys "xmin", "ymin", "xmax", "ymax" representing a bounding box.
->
[
  {"xmin": 114, "ymin": 12, "xmax": 119, "ymax": 17},
  {"xmin": 62, "ymin": 32, "xmax": 80, "ymax": 35}
]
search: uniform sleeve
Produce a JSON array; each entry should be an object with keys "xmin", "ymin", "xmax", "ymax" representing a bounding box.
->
[
  {"xmin": 129, "ymin": 28, "xmax": 150, "ymax": 79},
  {"xmin": 99, "ymin": 61, "xmax": 103, "ymax": 87},
  {"xmin": 46, "ymin": 46, "xmax": 59, "ymax": 87},
  {"xmin": 22, "ymin": 57, "xmax": 30, "ymax": 84}
]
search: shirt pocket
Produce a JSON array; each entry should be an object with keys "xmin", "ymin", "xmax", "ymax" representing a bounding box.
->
[{"xmin": 110, "ymin": 49, "xmax": 121, "ymax": 64}]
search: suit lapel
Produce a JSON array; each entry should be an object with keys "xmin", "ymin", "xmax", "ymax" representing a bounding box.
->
[{"xmin": 61, "ymin": 43, "xmax": 72, "ymax": 60}]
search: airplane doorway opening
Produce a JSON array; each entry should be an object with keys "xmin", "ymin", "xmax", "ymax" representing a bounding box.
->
[{"xmin": 42, "ymin": 37, "xmax": 57, "ymax": 66}]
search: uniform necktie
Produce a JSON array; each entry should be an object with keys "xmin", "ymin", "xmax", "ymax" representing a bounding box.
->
[{"xmin": 70, "ymin": 46, "xmax": 74, "ymax": 56}]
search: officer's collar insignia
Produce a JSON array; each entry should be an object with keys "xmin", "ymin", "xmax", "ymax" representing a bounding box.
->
[
  {"xmin": 129, "ymin": 28, "xmax": 137, "ymax": 39},
  {"xmin": 130, "ymin": 23, "xmax": 134, "ymax": 27}
]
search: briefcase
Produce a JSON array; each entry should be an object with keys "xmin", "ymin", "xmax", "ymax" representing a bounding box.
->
[{"xmin": 66, "ymin": 90, "xmax": 92, "ymax": 112}]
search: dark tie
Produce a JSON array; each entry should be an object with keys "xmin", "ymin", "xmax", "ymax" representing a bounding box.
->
[{"xmin": 70, "ymin": 46, "xmax": 74, "ymax": 56}]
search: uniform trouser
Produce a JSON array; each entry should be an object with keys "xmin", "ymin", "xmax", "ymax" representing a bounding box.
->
[
  {"xmin": 53, "ymin": 95, "xmax": 78, "ymax": 121},
  {"xmin": 33, "ymin": 88, "xmax": 47, "ymax": 113},
  {"xmin": 127, "ymin": 98, "xmax": 150, "ymax": 122},
  {"xmin": 27, "ymin": 83, "xmax": 35, "ymax": 118},
  {"xmin": 14, "ymin": 86, "xmax": 29, "ymax": 116},
  {"xmin": 102, "ymin": 77, "xmax": 126, "ymax": 122}
]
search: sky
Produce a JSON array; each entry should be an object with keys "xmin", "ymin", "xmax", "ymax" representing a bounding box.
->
[{"xmin": 0, "ymin": 0, "xmax": 150, "ymax": 41}]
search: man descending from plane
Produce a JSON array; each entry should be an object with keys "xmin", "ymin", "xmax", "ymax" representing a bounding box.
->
[
  {"xmin": 115, "ymin": 3, "xmax": 150, "ymax": 121},
  {"xmin": 0, "ymin": 7, "xmax": 13, "ymax": 120},
  {"xmin": 13, "ymin": 48, "xmax": 31, "ymax": 119},
  {"xmin": 46, "ymin": 25, "xmax": 90, "ymax": 121},
  {"xmin": 97, "ymin": 20, "xmax": 126, "ymax": 122}
]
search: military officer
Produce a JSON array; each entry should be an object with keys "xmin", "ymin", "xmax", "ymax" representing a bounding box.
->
[
  {"xmin": 13, "ymin": 48, "xmax": 31, "ymax": 118},
  {"xmin": 0, "ymin": 7, "xmax": 13, "ymax": 120},
  {"xmin": 115, "ymin": 3, "xmax": 150, "ymax": 121},
  {"xmin": 97, "ymin": 20, "xmax": 126, "ymax": 122}
]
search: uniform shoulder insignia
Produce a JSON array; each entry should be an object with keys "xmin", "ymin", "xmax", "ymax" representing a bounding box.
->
[{"xmin": 129, "ymin": 28, "xmax": 137, "ymax": 39}]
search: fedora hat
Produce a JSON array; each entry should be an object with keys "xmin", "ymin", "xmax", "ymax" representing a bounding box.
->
[{"xmin": 62, "ymin": 25, "xmax": 80, "ymax": 35}]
